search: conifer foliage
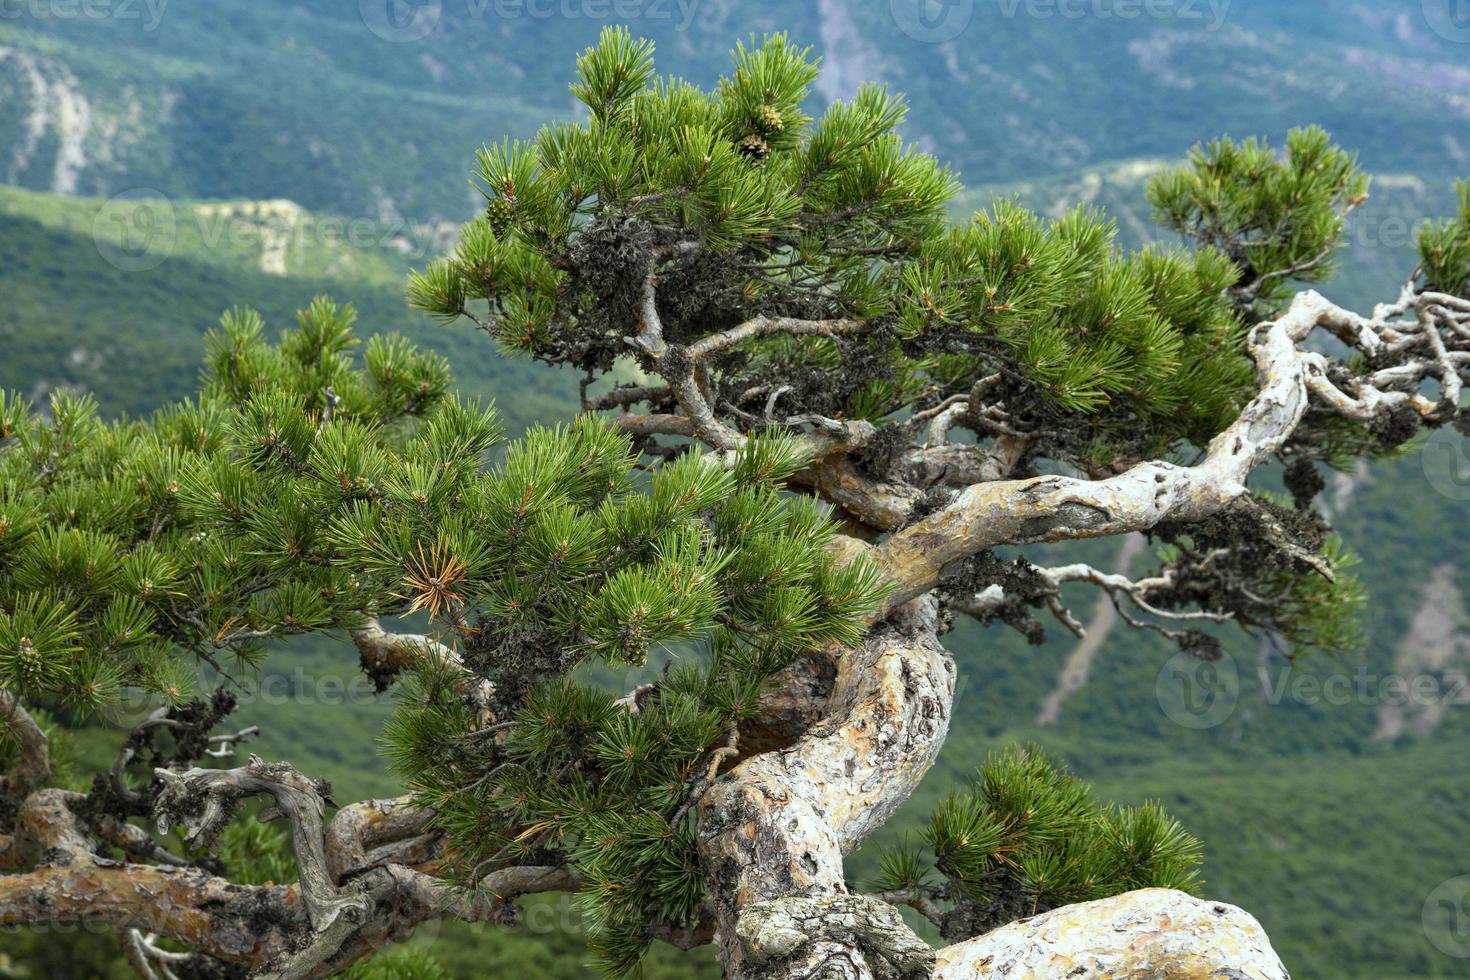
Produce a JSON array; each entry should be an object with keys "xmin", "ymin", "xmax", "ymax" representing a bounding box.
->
[
  {"xmin": 875, "ymin": 748, "xmax": 1202, "ymax": 942},
  {"xmin": 407, "ymin": 27, "xmax": 1278, "ymax": 462},
  {"xmin": 2, "ymin": 297, "xmax": 886, "ymax": 974},
  {"xmin": 0, "ymin": 298, "xmax": 460, "ymax": 711}
]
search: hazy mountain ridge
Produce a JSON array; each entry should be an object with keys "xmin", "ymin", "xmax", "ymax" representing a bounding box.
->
[{"xmin": 3, "ymin": 1, "xmax": 1468, "ymax": 222}]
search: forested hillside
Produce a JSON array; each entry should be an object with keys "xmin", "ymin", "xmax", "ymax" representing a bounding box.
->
[
  {"xmin": 4, "ymin": 1, "xmax": 1468, "ymax": 219},
  {"xmin": 2, "ymin": 3, "xmax": 1469, "ymax": 978}
]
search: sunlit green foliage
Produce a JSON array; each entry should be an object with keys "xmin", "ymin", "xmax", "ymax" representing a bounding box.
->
[
  {"xmin": 875, "ymin": 747, "xmax": 1202, "ymax": 937},
  {"xmin": 374, "ymin": 428, "xmax": 886, "ymax": 975},
  {"xmin": 1, "ymin": 297, "xmax": 884, "ymax": 977},
  {"xmin": 1417, "ymin": 178, "xmax": 1470, "ymax": 296},
  {"xmin": 1148, "ymin": 126, "xmax": 1369, "ymax": 308}
]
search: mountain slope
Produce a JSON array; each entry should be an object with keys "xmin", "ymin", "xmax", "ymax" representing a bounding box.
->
[
  {"xmin": 4, "ymin": 1, "xmax": 1468, "ymax": 223},
  {"xmin": 0, "ymin": 184, "xmax": 574, "ymax": 426}
]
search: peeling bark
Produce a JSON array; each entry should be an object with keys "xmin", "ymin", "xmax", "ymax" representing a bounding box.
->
[
  {"xmin": 0, "ymin": 858, "xmax": 305, "ymax": 962},
  {"xmin": 735, "ymin": 895, "xmax": 934, "ymax": 980},
  {"xmin": 697, "ymin": 597, "xmax": 954, "ymax": 979}
]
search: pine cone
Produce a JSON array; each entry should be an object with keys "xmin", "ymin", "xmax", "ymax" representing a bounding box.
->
[
  {"xmin": 739, "ymin": 134, "xmax": 771, "ymax": 161},
  {"xmin": 486, "ymin": 195, "xmax": 517, "ymax": 237}
]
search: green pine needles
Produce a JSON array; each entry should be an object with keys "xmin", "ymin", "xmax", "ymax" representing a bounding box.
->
[
  {"xmin": 1418, "ymin": 178, "xmax": 1470, "ymax": 296},
  {"xmin": 404, "ymin": 28, "xmax": 1381, "ymax": 469},
  {"xmin": 875, "ymin": 747, "xmax": 1203, "ymax": 942},
  {"xmin": 378, "ymin": 425, "xmax": 887, "ymax": 973},
  {"xmin": 1147, "ymin": 126, "xmax": 1369, "ymax": 310},
  {"xmin": 1, "ymin": 296, "xmax": 885, "ymax": 975},
  {"xmin": 0, "ymin": 298, "xmax": 463, "ymax": 711}
]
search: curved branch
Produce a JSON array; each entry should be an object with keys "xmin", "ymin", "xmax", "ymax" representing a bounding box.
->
[
  {"xmin": 154, "ymin": 757, "xmax": 362, "ymax": 937},
  {"xmin": 870, "ymin": 290, "xmax": 1447, "ymax": 613},
  {"xmin": 349, "ymin": 618, "xmax": 458, "ymax": 683}
]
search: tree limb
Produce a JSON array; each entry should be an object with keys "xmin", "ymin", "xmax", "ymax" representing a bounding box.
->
[
  {"xmin": 869, "ymin": 290, "xmax": 1450, "ymax": 613},
  {"xmin": 0, "ymin": 691, "xmax": 50, "ymax": 809}
]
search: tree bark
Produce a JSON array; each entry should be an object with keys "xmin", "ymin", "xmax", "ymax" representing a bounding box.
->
[{"xmin": 696, "ymin": 597, "xmax": 954, "ymax": 979}]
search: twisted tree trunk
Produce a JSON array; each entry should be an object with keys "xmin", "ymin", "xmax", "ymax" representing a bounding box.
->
[{"xmin": 697, "ymin": 597, "xmax": 953, "ymax": 978}]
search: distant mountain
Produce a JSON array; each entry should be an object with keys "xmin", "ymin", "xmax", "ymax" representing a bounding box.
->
[
  {"xmin": 3, "ymin": 1, "xmax": 1467, "ymax": 222},
  {"xmin": 0, "ymin": 183, "xmax": 574, "ymax": 426}
]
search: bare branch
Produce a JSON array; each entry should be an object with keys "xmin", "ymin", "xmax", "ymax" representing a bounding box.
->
[
  {"xmin": 154, "ymin": 757, "xmax": 359, "ymax": 937},
  {"xmin": 205, "ymin": 725, "xmax": 261, "ymax": 758},
  {"xmin": 868, "ymin": 290, "xmax": 1458, "ymax": 614},
  {"xmin": 349, "ymin": 618, "xmax": 460, "ymax": 684},
  {"xmin": 687, "ymin": 316, "xmax": 865, "ymax": 360}
]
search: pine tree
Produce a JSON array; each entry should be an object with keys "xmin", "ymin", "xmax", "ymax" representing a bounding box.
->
[{"xmin": 3, "ymin": 27, "xmax": 1469, "ymax": 980}]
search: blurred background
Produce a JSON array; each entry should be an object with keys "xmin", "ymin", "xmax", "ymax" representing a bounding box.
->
[{"xmin": 3, "ymin": 1, "xmax": 1470, "ymax": 977}]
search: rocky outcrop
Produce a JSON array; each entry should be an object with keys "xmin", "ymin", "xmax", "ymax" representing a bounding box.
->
[{"xmin": 934, "ymin": 889, "xmax": 1290, "ymax": 979}]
